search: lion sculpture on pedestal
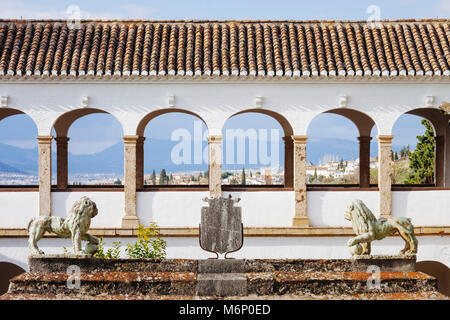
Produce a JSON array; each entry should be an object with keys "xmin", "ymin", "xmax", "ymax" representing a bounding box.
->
[
  {"xmin": 28, "ymin": 196, "xmax": 99, "ymax": 256},
  {"xmin": 344, "ymin": 199, "xmax": 418, "ymax": 256}
]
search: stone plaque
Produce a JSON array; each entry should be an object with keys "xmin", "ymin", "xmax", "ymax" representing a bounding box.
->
[{"xmin": 199, "ymin": 195, "xmax": 243, "ymax": 258}]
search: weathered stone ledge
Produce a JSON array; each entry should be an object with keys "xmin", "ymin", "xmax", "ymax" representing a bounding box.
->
[
  {"xmin": 1, "ymin": 226, "xmax": 449, "ymax": 238},
  {"xmin": 28, "ymin": 256, "xmax": 417, "ymax": 273},
  {"xmin": 7, "ymin": 270, "xmax": 436, "ymax": 296}
]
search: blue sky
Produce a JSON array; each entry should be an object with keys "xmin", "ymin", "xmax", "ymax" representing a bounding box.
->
[
  {"xmin": 0, "ymin": 0, "xmax": 448, "ymax": 20},
  {"xmin": 0, "ymin": 0, "xmax": 446, "ymax": 157}
]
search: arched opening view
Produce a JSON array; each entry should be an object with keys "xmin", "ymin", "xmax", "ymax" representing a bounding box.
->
[
  {"xmin": 306, "ymin": 110, "xmax": 377, "ymax": 187},
  {"xmin": 221, "ymin": 111, "xmax": 290, "ymax": 186},
  {"xmin": 52, "ymin": 110, "xmax": 124, "ymax": 187},
  {"xmin": 141, "ymin": 111, "xmax": 208, "ymax": 186},
  {"xmin": 391, "ymin": 111, "xmax": 440, "ymax": 186},
  {"xmin": 0, "ymin": 110, "xmax": 41, "ymax": 185}
]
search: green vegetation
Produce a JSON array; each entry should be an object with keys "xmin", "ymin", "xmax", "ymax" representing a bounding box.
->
[
  {"xmin": 94, "ymin": 238, "xmax": 122, "ymax": 259},
  {"xmin": 93, "ymin": 222, "xmax": 167, "ymax": 259},
  {"xmin": 125, "ymin": 223, "xmax": 167, "ymax": 259},
  {"xmin": 406, "ymin": 120, "xmax": 435, "ymax": 184}
]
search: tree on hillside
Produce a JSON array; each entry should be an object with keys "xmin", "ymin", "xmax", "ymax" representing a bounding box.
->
[
  {"xmin": 406, "ymin": 120, "xmax": 435, "ymax": 184},
  {"xmin": 151, "ymin": 169, "xmax": 156, "ymax": 185},
  {"xmin": 159, "ymin": 169, "xmax": 168, "ymax": 185},
  {"xmin": 241, "ymin": 168, "xmax": 246, "ymax": 185}
]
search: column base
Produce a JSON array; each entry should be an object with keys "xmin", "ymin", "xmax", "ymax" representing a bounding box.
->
[
  {"xmin": 121, "ymin": 216, "xmax": 140, "ymax": 228},
  {"xmin": 292, "ymin": 217, "xmax": 310, "ymax": 227}
]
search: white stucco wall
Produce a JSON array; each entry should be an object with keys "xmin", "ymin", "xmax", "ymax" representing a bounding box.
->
[
  {"xmin": 1, "ymin": 190, "xmax": 450, "ymax": 229},
  {"xmin": 0, "ymin": 80, "xmax": 448, "ymax": 135},
  {"xmin": 1, "ymin": 235, "xmax": 449, "ymax": 271},
  {"xmin": 0, "ymin": 192, "xmax": 38, "ymax": 228},
  {"xmin": 52, "ymin": 192, "xmax": 124, "ymax": 228},
  {"xmin": 137, "ymin": 191, "xmax": 294, "ymax": 227},
  {"xmin": 307, "ymin": 191, "xmax": 379, "ymax": 227},
  {"xmin": 392, "ymin": 190, "xmax": 450, "ymax": 226}
]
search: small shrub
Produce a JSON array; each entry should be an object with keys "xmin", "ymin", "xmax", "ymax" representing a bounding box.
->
[
  {"xmin": 125, "ymin": 223, "xmax": 167, "ymax": 259},
  {"xmin": 94, "ymin": 237, "xmax": 122, "ymax": 259}
]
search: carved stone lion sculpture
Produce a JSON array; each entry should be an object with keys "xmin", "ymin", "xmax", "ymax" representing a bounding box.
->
[
  {"xmin": 28, "ymin": 196, "xmax": 99, "ymax": 256},
  {"xmin": 344, "ymin": 199, "xmax": 418, "ymax": 256}
]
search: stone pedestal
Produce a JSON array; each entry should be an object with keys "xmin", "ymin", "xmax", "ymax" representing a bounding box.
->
[
  {"xmin": 37, "ymin": 136, "xmax": 53, "ymax": 217},
  {"xmin": 55, "ymin": 136, "xmax": 69, "ymax": 189},
  {"xmin": 122, "ymin": 135, "xmax": 140, "ymax": 228},
  {"xmin": 208, "ymin": 135, "xmax": 223, "ymax": 198},
  {"xmin": 4, "ymin": 256, "xmax": 443, "ymax": 300},
  {"xmin": 292, "ymin": 135, "xmax": 309, "ymax": 226},
  {"xmin": 377, "ymin": 135, "xmax": 393, "ymax": 217}
]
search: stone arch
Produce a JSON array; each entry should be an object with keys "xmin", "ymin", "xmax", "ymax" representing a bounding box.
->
[
  {"xmin": 306, "ymin": 108, "xmax": 379, "ymax": 187},
  {"xmin": 220, "ymin": 108, "xmax": 294, "ymax": 187},
  {"xmin": 391, "ymin": 108, "xmax": 448, "ymax": 186},
  {"xmin": 52, "ymin": 107, "xmax": 124, "ymax": 137},
  {"xmin": 136, "ymin": 108, "xmax": 208, "ymax": 137},
  {"xmin": 136, "ymin": 108, "xmax": 209, "ymax": 188},
  {"xmin": 0, "ymin": 261, "xmax": 25, "ymax": 295},
  {"xmin": 225, "ymin": 108, "xmax": 294, "ymax": 137},
  {"xmin": 0, "ymin": 108, "xmax": 40, "ymax": 185},
  {"xmin": 51, "ymin": 107, "xmax": 124, "ymax": 188},
  {"xmin": 307, "ymin": 107, "xmax": 378, "ymax": 137}
]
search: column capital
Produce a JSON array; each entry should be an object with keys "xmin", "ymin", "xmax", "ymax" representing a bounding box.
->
[
  {"xmin": 358, "ymin": 136, "xmax": 373, "ymax": 143},
  {"xmin": 292, "ymin": 135, "xmax": 308, "ymax": 144},
  {"xmin": 282, "ymin": 136, "xmax": 294, "ymax": 143},
  {"xmin": 55, "ymin": 136, "xmax": 70, "ymax": 144},
  {"xmin": 377, "ymin": 135, "xmax": 394, "ymax": 144},
  {"xmin": 123, "ymin": 135, "xmax": 140, "ymax": 144},
  {"xmin": 207, "ymin": 135, "xmax": 223, "ymax": 143},
  {"xmin": 36, "ymin": 135, "xmax": 53, "ymax": 144}
]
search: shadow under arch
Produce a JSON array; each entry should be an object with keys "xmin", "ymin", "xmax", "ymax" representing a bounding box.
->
[
  {"xmin": 306, "ymin": 107, "xmax": 379, "ymax": 188},
  {"xmin": 137, "ymin": 108, "xmax": 208, "ymax": 136},
  {"xmin": 0, "ymin": 107, "xmax": 27, "ymax": 122},
  {"xmin": 404, "ymin": 108, "xmax": 447, "ymax": 135},
  {"xmin": 0, "ymin": 261, "xmax": 25, "ymax": 295},
  {"xmin": 417, "ymin": 260, "xmax": 450, "ymax": 297}
]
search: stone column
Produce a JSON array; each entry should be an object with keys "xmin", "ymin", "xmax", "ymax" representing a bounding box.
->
[
  {"xmin": 283, "ymin": 136, "xmax": 294, "ymax": 188},
  {"xmin": 122, "ymin": 135, "xmax": 140, "ymax": 228},
  {"xmin": 292, "ymin": 135, "xmax": 309, "ymax": 227},
  {"xmin": 136, "ymin": 136, "xmax": 145, "ymax": 189},
  {"xmin": 208, "ymin": 135, "xmax": 223, "ymax": 198},
  {"xmin": 377, "ymin": 135, "xmax": 393, "ymax": 217},
  {"xmin": 434, "ymin": 136, "xmax": 445, "ymax": 187},
  {"xmin": 55, "ymin": 136, "xmax": 69, "ymax": 189},
  {"xmin": 37, "ymin": 136, "xmax": 53, "ymax": 217},
  {"xmin": 358, "ymin": 136, "xmax": 372, "ymax": 188}
]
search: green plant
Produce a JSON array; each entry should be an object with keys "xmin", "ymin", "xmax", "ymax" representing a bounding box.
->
[
  {"xmin": 125, "ymin": 223, "xmax": 167, "ymax": 259},
  {"xmin": 94, "ymin": 237, "xmax": 122, "ymax": 259}
]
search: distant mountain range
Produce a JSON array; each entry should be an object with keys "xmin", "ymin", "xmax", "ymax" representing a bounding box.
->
[{"xmin": 0, "ymin": 138, "xmax": 406, "ymax": 175}]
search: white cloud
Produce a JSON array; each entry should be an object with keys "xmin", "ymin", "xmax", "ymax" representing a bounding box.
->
[{"xmin": 0, "ymin": 0, "xmax": 155, "ymax": 20}]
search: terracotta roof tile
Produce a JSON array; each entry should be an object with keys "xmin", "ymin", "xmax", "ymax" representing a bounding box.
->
[{"xmin": 0, "ymin": 20, "xmax": 447, "ymax": 79}]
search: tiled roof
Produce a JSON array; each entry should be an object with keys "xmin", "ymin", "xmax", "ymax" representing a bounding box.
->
[{"xmin": 0, "ymin": 19, "xmax": 448, "ymax": 79}]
